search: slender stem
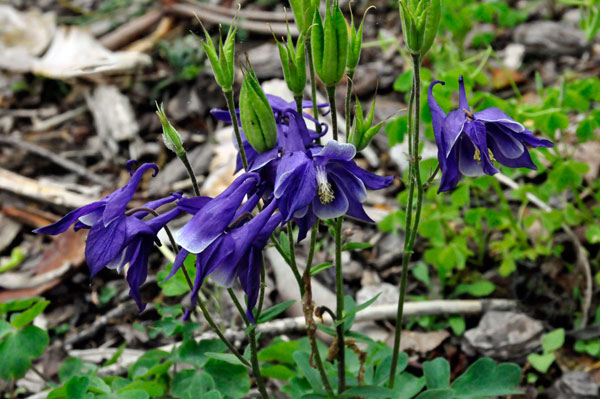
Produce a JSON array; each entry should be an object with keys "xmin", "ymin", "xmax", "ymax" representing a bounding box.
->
[
  {"xmin": 228, "ymin": 289, "xmax": 270, "ymax": 399},
  {"xmin": 223, "ymin": 89, "xmax": 249, "ymax": 171},
  {"xmin": 302, "ymin": 222, "xmax": 334, "ymax": 395},
  {"xmin": 294, "ymin": 94, "xmax": 304, "ymax": 115},
  {"xmin": 306, "ymin": 40, "xmax": 321, "ymax": 134},
  {"xmin": 334, "ymin": 217, "xmax": 345, "ymax": 393},
  {"xmin": 388, "ymin": 54, "xmax": 422, "ymax": 388},
  {"xmin": 30, "ymin": 365, "xmax": 48, "ymax": 383},
  {"xmin": 345, "ymin": 71, "xmax": 354, "ymax": 143},
  {"xmin": 271, "ymin": 234, "xmax": 303, "ymax": 291},
  {"xmin": 178, "ymin": 153, "xmax": 201, "ymax": 197},
  {"xmin": 326, "ymin": 86, "xmax": 338, "ymax": 141},
  {"xmin": 287, "ymin": 222, "xmax": 304, "ymax": 296},
  {"xmin": 249, "ymin": 327, "xmax": 270, "ymax": 399},
  {"xmin": 256, "ymin": 257, "xmax": 266, "ymax": 319},
  {"xmin": 228, "ymin": 288, "xmax": 250, "ymax": 326}
]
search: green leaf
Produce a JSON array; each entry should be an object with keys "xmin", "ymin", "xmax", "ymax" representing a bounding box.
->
[
  {"xmin": 0, "ymin": 325, "xmax": 49, "ymax": 380},
  {"xmin": 257, "ymin": 300, "xmax": 295, "ymax": 323},
  {"xmin": 527, "ymin": 352, "xmax": 555, "ymax": 373},
  {"xmin": 455, "ymin": 281, "xmax": 495, "ymax": 297},
  {"xmin": 176, "ymin": 339, "xmax": 226, "ymax": 368},
  {"xmin": 103, "ymin": 342, "xmax": 127, "ymax": 368},
  {"xmin": 450, "ymin": 184, "xmax": 469, "ymax": 208},
  {"xmin": 451, "ymin": 358, "xmax": 522, "ymax": 398},
  {"xmin": 338, "ymin": 293, "xmax": 381, "ymax": 327},
  {"xmin": 340, "ymin": 385, "xmax": 394, "ymax": 397},
  {"xmin": 204, "ymin": 352, "xmax": 245, "ymax": 366},
  {"xmin": 65, "ymin": 376, "xmax": 89, "ymax": 399},
  {"xmin": 394, "ymin": 70, "xmax": 413, "ymax": 92},
  {"xmin": 0, "ymin": 320, "xmax": 12, "ymax": 341},
  {"xmin": 0, "ymin": 297, "xmax": 42, "ymax": 315},
  {"xmin": 412, "ymin": 263, "xmax": 431, "ymax": 288},
  {"xmin": 261, "ymin": 364, "xmax": 295, "ymax": 381},
  {"xmin": 392, "ymin": 373, "xmax": 426, "ymax": 399},
  {"xmin": 204, "ymin": 359, "xmax": 250, "ymax": 399},
  {"xmin": 423, "ymin": 358, "xmax": 450, "ymax": 389},
  {"xmin": 586, "ymin": 224, "xmax": 600, "ymax": 244},
  {"xmin": 293, "ymin": 351, "xmax": 325, "ymax": 394},
  {"xmin": 59, "ymin": 357, "xmax": 97, "ymax": 383},
  {"xmin": 542, "ymin": 328, "xmax": 565, "ymax": 353},
  {"xmin": 374, "ymin": 353, "xmax": 408, "ymax": 385},
  {"xmin": 157, "ymin": 254, "xmax": 196, "ymax": 296},
  {"xmin": 415, "ymin": 388, "xmax": 455, "ymax": 399},
  {"xmin": 116, "ymin": 390, "xmax": 149, "ymax": 399},
  {"xmin": 448, "ymin": 316, "xmax": 466, "ymax": 336},
  {"xmin": 310, "ymin": 262, "xmax": 333, "ymax": 276},
  {"xmin": 117, "ymin": 381, "xmax": 164, "ymax": 397},
  {"xmin": 342, "ymin": 242, "xmax": 373, "ymax": 251},
  {"xmin": 10, "ymin": 300, "xmax": 49, "ymax": 329},
  {"xmin": 171, "ymin": 370, "xmax": 215, "ymax": 399},
  {"xmin": 258, "ymin": 340, "xmax": 300, "ymax": 365}
]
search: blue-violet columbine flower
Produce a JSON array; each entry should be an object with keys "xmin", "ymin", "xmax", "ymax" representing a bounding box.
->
[
  {"xmin": 34, "ymin": 162, "xmax": 182, "ymax": 310},
  {"xmin": 429, "ymin": 76, "xmax": 554, "ymax": 192}
]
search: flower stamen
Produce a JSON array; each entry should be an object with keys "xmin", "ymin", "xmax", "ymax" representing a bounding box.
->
[{"xmin": 316, "ymin": 165, "xmax": 335, "ymax": 205}]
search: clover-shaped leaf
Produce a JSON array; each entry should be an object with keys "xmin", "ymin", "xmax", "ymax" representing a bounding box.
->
[
  {"xmin": 451, "ymin": 358, "xmax": 522, "ymax": 398},
  {"xmin": 0, "ymin": 325, "xmax": 49, "ymax": 380}
]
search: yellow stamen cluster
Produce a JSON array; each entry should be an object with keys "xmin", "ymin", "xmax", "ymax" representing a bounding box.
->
[
  {"xmin": 318, "ymin": 182, "xmax": 335, "ymax": 204},
  {"xmin": 473, "ymin": 148, "xmax": 496, "ymax": 164}
]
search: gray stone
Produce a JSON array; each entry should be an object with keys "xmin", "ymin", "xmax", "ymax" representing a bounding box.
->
[
  {"xmin": 548, "ymin": 371, "xmax": 599, "ymax": 399},
  {"xmin": 462, "ymin": 311, "xmax": 544, "ymax": 361},
  {"xmin": 246, "ymin": 43, "xmax": 283, "ymax": 80},
  {"xmin": 356, "ymin": 282, "xmax": 399, "ymax": 307},
  {"xmin": 514, "ymin": 21, "xmax": 588, "ymax": 57}
]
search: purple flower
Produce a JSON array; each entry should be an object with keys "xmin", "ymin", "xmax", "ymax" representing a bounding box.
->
[
  {"xmin": 429, "ymin": 76, "xmax": 554, "ymax": 192},
  {"xmin": 274, "ymin": 140, "xmax": 393, "ymax": 227},
  {"xmin": 34, "ymin": 162, "xmax": 182, "ymax": 310},
  {"xmin": 167, "ymin": 199, "xmax": 282, "ymax": 322},
  {"xmin": 175, "ymin": 173, "xmax": 260, "ymax": 254}
]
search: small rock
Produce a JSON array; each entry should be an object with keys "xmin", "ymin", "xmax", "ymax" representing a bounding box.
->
[
  {"xmin": 343, "ymin": 260, "xmax": 363, "ymax": 282},
  {"xmin": 463, "ymin": 311, "xmax": 544, "ymax": 361},
  {"xmin": 389, "ymin": 330, "xmax": 450, "ymax": 355},
  {"xmin": 514, "ymin": 21, "xmax": 588, "ymax": 57},
  {"xmin": 356, "ymin": 282, "xmax": 399, "ymax": 307},
  {"xmin": 502, "ymin": 43, "xmax": 526, "ymax": 70},
  {"xmin": 166, "ymin": 85, "xmax": 204, "ymax": 122},
  {"xmin": 374, "ymin": 233, "xmax": 404, "ymax": 270},
  {"xmin": 548, "ymin": 371, "xmax": 599, "ymax": 399}
]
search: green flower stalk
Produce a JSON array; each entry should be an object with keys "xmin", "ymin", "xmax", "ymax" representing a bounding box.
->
[
  {"xmin": 156, "ymin": 102, "xmax": 185, "ymax": 157},
  {"xmin": 239, "ymin": 68, "xmax": 278, "ymax": 154},
  {"xmin": 274, "ymin": 29, "xmax": 307, "ymax": 107},
  {"xmin": 347, "ymin": 4, "xmax": 373, "ymax": 75},
  {"xmin": 311, "ymin": 0, "xmax": 348, "ymax": 87},
  {"xmin": 399, "ymin": 0, "xmax": 441, "ymax": 56},
  {"xmin": 197, "ymin": 19, "xmax": 237, "ymax": 93},
  {"xmin": 348, "ymin": 96, "xmax": 386, "ymax": 151}
]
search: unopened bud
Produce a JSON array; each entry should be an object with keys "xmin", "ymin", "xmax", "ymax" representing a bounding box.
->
[
  {"xmin": 311, "ymin": 0, "xmax": 348, "ymax": 87},
  {"xmin": 156, "ymin": 102, "xmax": 185, "ymax": 156},
  {"xmin": 197, "ymin": 18, "xmax": 237, "ymax": 92},
  {"xmin": 239, "ymin": 69, "xmax": 278, "ymax": 153},
  {"xmin": 348, "ymin": 96, "xmax": 386, "ymax": 151},
  {"xmin": 399, "ymin": 0, "xmax": 440, "ymax": 57}
]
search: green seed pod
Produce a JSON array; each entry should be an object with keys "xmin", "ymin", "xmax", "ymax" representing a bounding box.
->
[
  {"xmin": 348, "ymin": 96, "xmax": 387, "ymax": 151},
  {"xmin": 239, "ymin": 70, "xmax": 278, "ymax": 154},
  {"xmin": 197, "ymin": 19, "xmax": 237, "ymax": 92},
  {"xmin": 311, "ymin": 0, "xmax": 348, "ymax": 87},
  {"xmin": 156, "ymin": 102, "xmax": 185, "ymax": 157},
  {"xmin": 347, "ymin": 4, "xmax": 374, "ymax": 74},
  {"xmin": 275, "ymin": 29, "xmax": 307, "ymax": 96}
]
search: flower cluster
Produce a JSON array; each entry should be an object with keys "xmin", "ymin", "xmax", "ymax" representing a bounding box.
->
[{"xmin": 429, "ymin": 76, "xmax": 554, "ymax": 192}]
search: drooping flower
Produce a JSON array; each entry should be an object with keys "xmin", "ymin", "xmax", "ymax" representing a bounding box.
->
[
  {"xmin": 34, "ymin": 162, "xmax": 183, "ymax": 310},
  {"xmin": 167, "ymin": 199, "xmax": 282, "ymax": 322},
  {"xmin": 274, "ymin": 140, "xmax": 393, "ymax": 234},
  {"xmin": 428, "ymin": 76, "xmax": 554, "ymax": 192}
]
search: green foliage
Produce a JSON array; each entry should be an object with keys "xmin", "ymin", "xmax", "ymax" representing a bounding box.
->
[{"xmin": 528, "ymin": 329, "xmax": 565, "ymax": 374}]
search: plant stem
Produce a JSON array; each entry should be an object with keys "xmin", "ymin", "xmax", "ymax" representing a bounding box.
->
[
  {"xmin": 30, "ymin": 365, "xmax": 48, "ymax": 383},
  {"xmin": 334, "ymin": 216, "xmax": 345, "ymax": 393},
  {"xmin": 223, "ymin": 89, "xmax": 249, "ymax": 171},
  {"xmin": 326, "ymin": 86, "xmax": 338, "ymax": 141},
  {"xmin": 295, "ymin": 94, "xmax": 304, "ymax": 115},
  {"xmin": 345, "ymin": 71, "xmax": 354, "ymax": 143},
  {"xmin": 228, "ymin": 288, "xmax": 250, "ymax": 326},
  {"xmin": 302, "ymin": 222, "xmax": 334, "ymax": 395},
  {"xmin": 287, "ymin": 222, "xmax": 305, "ymax": 296},
  {"xmin": 256, "ymin": 257, "xmax": 266, "ymax": 319},
  {"xmin": 178, "ymin": 153, "xmax": 201, "ymax": 197},
  {"xmin": 306, "ymin": 40, "xmax": 321, "ymax": 134},
  {"xmin": 388, "ymin": 54, "xmax": 424, "ymax": 389}
]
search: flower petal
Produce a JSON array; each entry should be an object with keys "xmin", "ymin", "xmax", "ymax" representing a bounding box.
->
[
  {"xmin": 329, "ymin": 165, "xmax": 367, "ymax": 203},
  {"xmin": 457, "ymin": 136, "xmax": 485, "ymax": 177},
  {"xmin": 474, "ymin": 107, "xmax": 525, "ymax": 132},
  {"xmin": 463, "ymin": 120, "xmax": 499, "ymax": 176},
  {"xmin": 458, "ymin": 75, "xmax": 470, "ymax": 111},
  {"xmin": 315, "ymin": 141, "xmax": 356, "ymax": 163},
  {"xmin": 126, "ymin": 238, "xmax": 152, "ymax": 311},
  {"xmin": 443, "ymin": 110, "xmax": 468, "ymax": 158},
  {"xmin": 33, "ymin": 201, "xmax": 104, "ymax": 235},
  {"xmin": 312, "ymin": 181, "xmax": 349, "ymax": 219},
  {"xmin": 438, "ymin": 146, "xmax": 461, "ymax": 193},
  {"xmin": 339, "ymin": 161, "xmax": 393, "ymax": 190},
  {"xmin": 486, "ymin": 124, "xmax": 525, "ymax": 159},
  {"xmin": 103, "ymin": 163, "xmax": 158, "ymax": 226},
  {"xmin": 86, "ymin": 216, "xmax": 131, "ymax": 277},
  {"xmin": 428, "ymin": 80, "xmax": 448, "ymax": 162},
  {"xmin": 488, "ymin": 135, "xmax": 537, "ymax": 169}
]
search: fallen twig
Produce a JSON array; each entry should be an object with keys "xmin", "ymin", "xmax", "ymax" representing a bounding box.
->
[
  {"xmin": 0, "ymin": 167, "xmax": 99, "ymax": 208},
  {"xmin": 30, "ymin": 105, "xmax": 87, "ymax": 132},
  {"xmin": 99, "ymin": 9, "xmax": 163, "ymax": 50},
  {"xmin": 495, "ymin": 173, "xmax": 593, "ymax": 327},
  {"xmin": 0, "ymin": 136, "xmax": 111, "ymax": 187}
]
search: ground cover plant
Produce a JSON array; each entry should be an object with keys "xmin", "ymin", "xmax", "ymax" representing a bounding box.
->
[{"xmin": 0, "ymin": 0, "xmax": 599, "ymax": 398}]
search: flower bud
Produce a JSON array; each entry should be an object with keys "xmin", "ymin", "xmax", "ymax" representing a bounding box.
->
[
  {"xmin": 348, "ymin": 96, "xmax": 386, "ymax": 151},
  {"xmin": 289, "ymin": 0, "xmax": 318, "ymax": 34},
  {"xmin": 347, "ymin": 4, "xmax": 374, "ymax": 74},
  {"xmin": 239, "ymin": 69, "xmax": 278, "ymax": 153},
  {"xmin": 156, "ymin": 102, "xmax": 185, "ymax": 156},
  {"xmin": 311, "ymin": 0, "xmax": 348, "ymax": 87},
  {"xmin": 197, "ymin": 19, "xmax": 237, "ymax": 92},
  {"xmin": 274, "ymin": 29, "xmax": 306, "ymax": 96},
  {"xmin": 399, "ymin": 0, "xmax": 440, "ymax": 57}
]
